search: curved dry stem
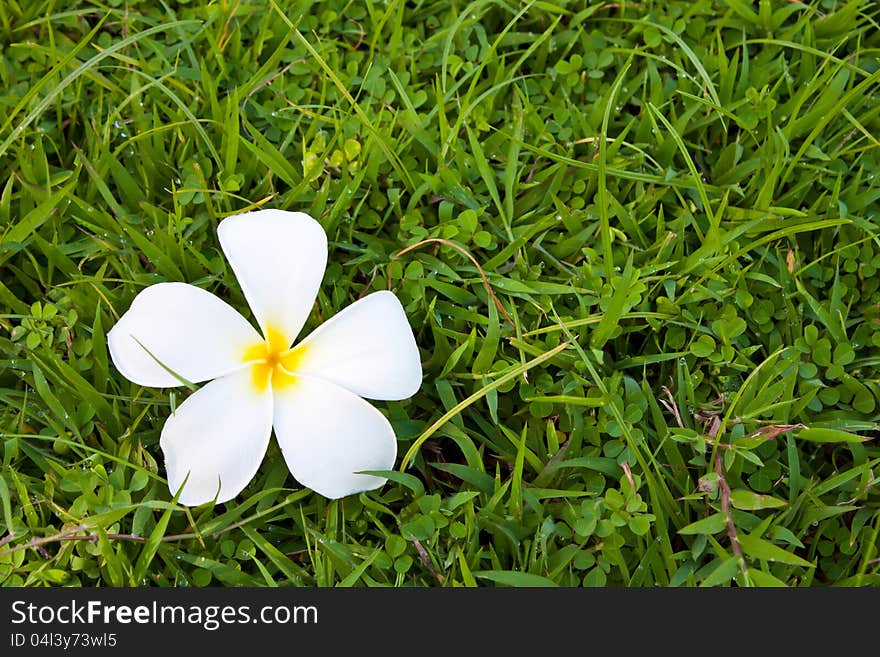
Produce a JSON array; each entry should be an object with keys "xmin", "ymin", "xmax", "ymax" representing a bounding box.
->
[{"xmin": 387, "ymin": 237, "xmax": 515, "ymax": 327}]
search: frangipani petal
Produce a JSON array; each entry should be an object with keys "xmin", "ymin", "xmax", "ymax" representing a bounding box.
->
[
  {"xmin": 108, "ymin": 282, "xmax": 262, "ymax": 387},
  {"xmin": 291, "ymin": 291, "xmax": 422, "ymax": 400},
  {"xmin": 273, "ymin": 376, "xmax": 397, "ymax": 499},
  {"xmin": 218, "ymin": 209, "xmax": 327, "ymax": 347},
  {"xmin": 160, "ymin": 368, "xmax": 273, "ymax": 506}
]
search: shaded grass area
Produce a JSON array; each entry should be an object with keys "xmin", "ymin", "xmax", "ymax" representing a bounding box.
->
[{"xmin": 1, "ymin": 0, "xmax": 879, "ymax": 586}]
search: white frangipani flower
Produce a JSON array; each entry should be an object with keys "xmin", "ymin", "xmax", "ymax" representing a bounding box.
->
[{"xmin": 108, "ymin": 209, "xmax": 421, "ymax": 505}]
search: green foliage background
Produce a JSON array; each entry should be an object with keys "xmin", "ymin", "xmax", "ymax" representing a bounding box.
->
[{"xmin": 1, "ymin": 0, "xmax": 879, "ymax": 587}]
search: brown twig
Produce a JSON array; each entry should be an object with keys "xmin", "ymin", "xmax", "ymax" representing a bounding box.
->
[
  {"xmin": 0, "ymin": 489, "xmax": 312, "ymax": 558},
  {"xmin": 356, "ymin": 266, "xmax": 379, "ymax": 300},
  {"xmin": 0, "ymin": 514, "xmax": 269, "ymax": 557},
  {"xmin": 659, "ymin": 385, "xmax": 684, "ymax": 428},
  {"xmin": 708, "ymin": 422, "xmax": 810, "ymax": 450},
  {"xmin": 0, "ymin": 525, "xmax": 201, "ymax": 557},
  {"xmin": 347, "ymin": 19, "xmax": 365, "ymax": 50},
  {"xmin": 621, "ymin": 461, "xmax": 636, "ymax": 492},
  {"xmin": 218, "ymin": 0, "xmax": 242, "ymax": 52},
  {"xmin": 409, "ymin": 536, "xmax": 444, "ymax": 584},
  {"xmin": 55, "ymin": 532, "xmax": 149, "ymax": 544},
  {"xmin": 703, "ymin": 413, "xmax": 722, "ymax": 440},
  {"xmin": 715, "ymin": 453, "xmax": 747, "ymax": 575},
  {"xmin": 524, "ymin": 158, "xmax": 539, "ymax": 184},
  {"xmin": 746, "ymin": 423, "xmax": 808, "ymax": 441},
  {"xmin": 387, "ymin": 237, "xmax": 515, "ymax": 327}
]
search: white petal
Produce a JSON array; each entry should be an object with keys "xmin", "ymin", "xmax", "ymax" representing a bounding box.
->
[
  {"xmin": 291, "ymin": 291, "xmax": 421, "ymax": 400},
  {"xmin": 273, "ymin": 376, "xmax": 397, "ymax": 499},
  {"xmin": 218, "ymin": 209, "xmax": 327, "ymax": 347},
  {"xmin": 160, "ymin": 368, "xmax": 273, "ymax": 506},
  {"xmin": 108, "ymin": 282, "xmax": 262, "ymax": 387}
]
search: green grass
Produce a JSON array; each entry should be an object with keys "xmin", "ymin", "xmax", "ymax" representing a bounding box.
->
[{"xmin": 1, "ymin": 0, "xmax": 879, "ymax": 587}]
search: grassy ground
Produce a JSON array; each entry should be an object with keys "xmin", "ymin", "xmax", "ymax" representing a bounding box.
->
[{"xmin": 1, "ymin": 0, "xmax": 879, "ymax": 587}]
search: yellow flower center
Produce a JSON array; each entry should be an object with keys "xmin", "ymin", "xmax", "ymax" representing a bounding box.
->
[{"xmin": 242, "ymin": 325, "xmax": 308, "ymax": 392}]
